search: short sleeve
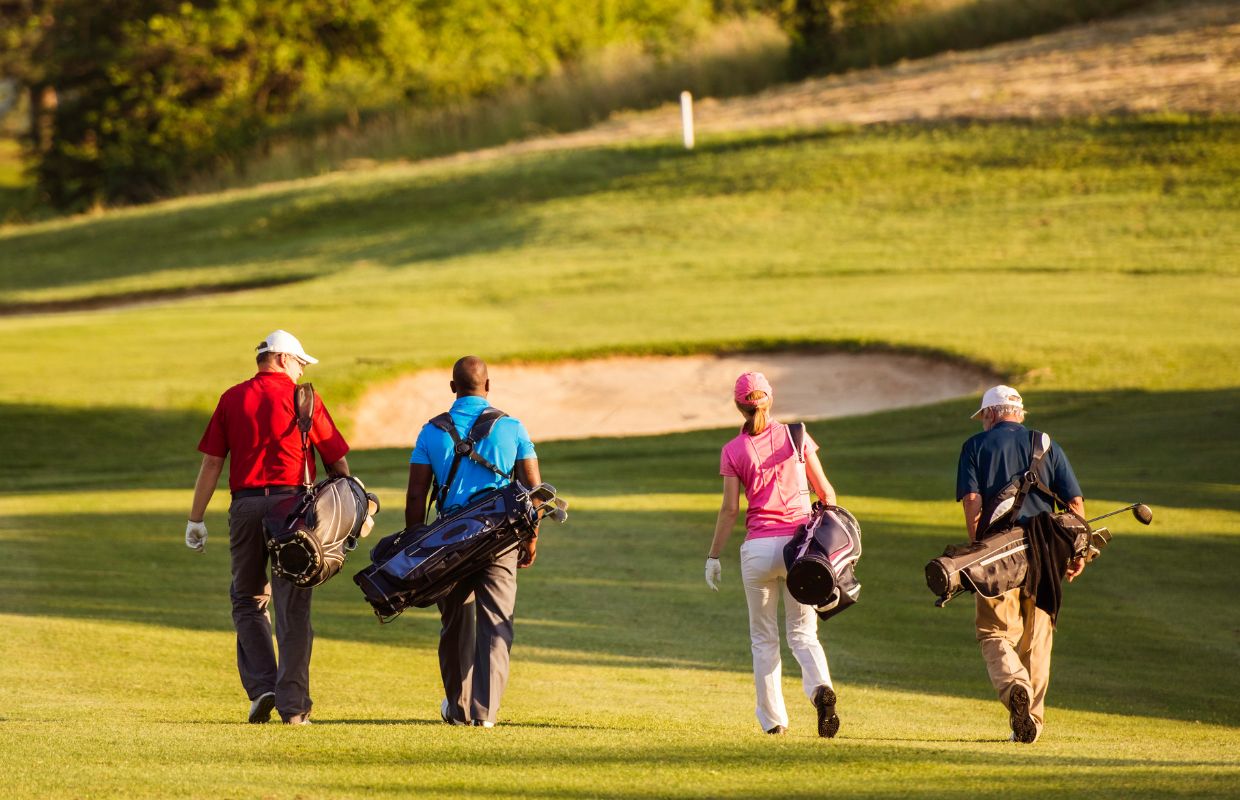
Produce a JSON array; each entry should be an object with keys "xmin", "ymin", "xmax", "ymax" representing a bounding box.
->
[
  {"xmin": 310, "ymin": 400, "xmax": 350, "ymax": 465},
  {"xmin": 802, "ymin": 428, "xmax": 820, "ymax": 458},
  {"xmin": 514, "ymin": 420, "xmax": 536, "ymax": 460},
  {"xmin": 956, "ymin": 440, "xmax": 979, "ymax": 501},
  {"xmin": 1048, "ymin": 444, "xmax": 1083, "ymax": 501},
  {"xmin": 197, "ymin": 396, "xmax": 230, "ymax": 458},
  {"xmin": 720, "ymin": 445, "xmax": 737, "ymax": 477},
  {"xmin": 409, "ymin": 424, "xmax": 433, "ymax": 465}
]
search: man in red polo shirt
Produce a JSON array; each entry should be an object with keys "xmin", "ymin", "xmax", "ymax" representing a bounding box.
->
[{"xmin": 186, "ymin": 330, "xmax": 350, "ymax": 725}]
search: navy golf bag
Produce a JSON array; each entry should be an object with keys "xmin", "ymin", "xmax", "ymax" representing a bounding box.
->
[
  {"xmin": 265, "ymin": 475, "xmax": 380, "ymax": 588},
  {"xmin": 783, "ymin": 503, "xmax": 863, "ymax": 621},
  {"xmin": 354, "ymin": 481, "xmax": 565, "ymax": 621}
]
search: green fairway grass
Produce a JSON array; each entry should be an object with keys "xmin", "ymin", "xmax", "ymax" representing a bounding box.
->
[{"xmin": 0, "ymin": 117, "xmax": 1237, "ymax": 797}]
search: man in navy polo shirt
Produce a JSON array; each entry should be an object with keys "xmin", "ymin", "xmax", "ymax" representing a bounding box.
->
[
  {"xmin": 404, "ymin": 355, "xmax": 540, "ymax": 728},
  {"xmin": 956, "ymin": 384, "xmax": 1086, "ymax": 744},
  {"xmin": 187, "ymin": 330, "xmax": 350, "ymax": 725}
]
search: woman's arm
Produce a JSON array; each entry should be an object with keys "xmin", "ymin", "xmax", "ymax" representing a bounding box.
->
[
  {"xmin": 707, "ymin": 476, "xmax": 742, "ymax": 558},
  {"xmin": 805, "ymin": 450, "xmax": 837, "ymax": 506}
]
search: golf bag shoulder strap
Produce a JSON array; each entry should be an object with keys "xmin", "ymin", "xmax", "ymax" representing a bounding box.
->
[
  {"xmin": 294, "ymin": 383, "xmax": 316, "ymax": 487},
  {"xmin": 428, "ymin": 407, "xmax": 511, "ymax": 512},
  {"xmin": 788, "ymin": 422, "xmax": 806, "ymax": 465},
  {"xmin": 1006, "ymin": 430, "xmax": 1050, "ymax": 520}
]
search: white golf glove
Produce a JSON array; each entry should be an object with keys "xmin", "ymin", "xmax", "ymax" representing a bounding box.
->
[
  {"xmin": 185, "ymin": 520, "xmax": 208, "ymax": 552},
  {"xmin": 705, "ymin": 557, "xmax": 721, "ymax": 592}
]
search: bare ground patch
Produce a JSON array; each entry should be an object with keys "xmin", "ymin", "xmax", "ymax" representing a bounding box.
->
[
  {"xmin": 348, "ymin": 351, "xmax": 998, "ymax": 447},
  {"xmin": 422, "ymin": 0, "xmax": 1239, "ymax": 169}
]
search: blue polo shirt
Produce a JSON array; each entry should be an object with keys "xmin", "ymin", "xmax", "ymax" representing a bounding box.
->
[
  {"xmin": 956, "ymin": 421, "xmax": 1083, "ymax": 520},
  {"xmin": 410, "ymin": 395, "xmax": 536, "ymax": 511}
]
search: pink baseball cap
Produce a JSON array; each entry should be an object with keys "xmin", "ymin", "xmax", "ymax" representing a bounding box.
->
[{"xmin": 734, "ymin": 372, "xmax": 773, "ymax": 403}]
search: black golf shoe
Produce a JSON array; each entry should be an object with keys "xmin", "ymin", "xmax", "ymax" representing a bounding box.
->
[
  {"xmin": 1008, "ymin": 685, "xmax": 1037, "ymax": 743},
  {"xmin": 247, "ymin": 691, "xmax": 276, "ymax": 724},
  {"xmin": 813, "ymin": 685, "xmax": 840, "ymax": 738}
]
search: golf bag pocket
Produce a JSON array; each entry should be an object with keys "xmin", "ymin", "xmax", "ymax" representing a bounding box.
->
[
  {"xmin": 783, "ymin": 504, "xmax": 863, "ymax": 621},
  {"xmin": 265, "ymin": 476, "xmax": 380, "ymax": 588},
  {"xmin": 924, "ymin": 525, "xmax": 1028, "ymax": 606},
  {"xmin": 355, "ymin": 482, "xmax": 564, "ymax": 622}
]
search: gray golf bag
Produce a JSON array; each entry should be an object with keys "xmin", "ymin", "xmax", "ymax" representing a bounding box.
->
[
  {"xmin": 263, "ymin": 382, "xmax": 380, "ymax": 588},
  {"xmin": 354, "ymin": 481, "xmax": 567, "ymax": 622},
  {"xmin": 265, "ymin": 475, "xmax": 380, "ymax": 588},
  {"xmin": 783, "ymin": 503, "xmax": 863, "ymax": 621}
]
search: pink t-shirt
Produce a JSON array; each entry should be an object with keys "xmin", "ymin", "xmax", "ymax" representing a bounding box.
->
[{"xmin": 720, "ymin": 421, "xmax": 818, "ymax": 539}]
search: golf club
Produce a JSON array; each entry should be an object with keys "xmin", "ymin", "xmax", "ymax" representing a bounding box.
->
[{"xmin": 1086, "ymin": 503, "xmax": 1153, "ymax": 526}]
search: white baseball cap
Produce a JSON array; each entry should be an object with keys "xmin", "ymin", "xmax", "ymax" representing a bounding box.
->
[
  {"xmin": 256, "ymin": 330, "xmax": 318, "ymax": 365},
  {"xmin": 971, "ymin": 384, "xmax": 1023, "ymax": 418}
]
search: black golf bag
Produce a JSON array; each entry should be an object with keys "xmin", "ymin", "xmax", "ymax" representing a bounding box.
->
[
  {"xmin": 262, "ymin": 382, "xmax": 380, "ymax": 588},
  {"xmin": 924, "ymin": 515, "xmax": 1107, "ymax": 607},
  {"xmin": 783, "ymin": 503, "xmax": 863, "ymax": 621},
  {"xmin": 354, "ymin": 481, "xmax": 565, "ymax": 622},
  {"xmin": 265, "ymin": 475, "xmax": 380, "ymax": 588}
]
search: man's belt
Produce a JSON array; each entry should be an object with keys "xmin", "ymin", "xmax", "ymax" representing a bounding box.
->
[{"xmin": 233, "ymin": 485, "xmax": 300, "ymax": 499}]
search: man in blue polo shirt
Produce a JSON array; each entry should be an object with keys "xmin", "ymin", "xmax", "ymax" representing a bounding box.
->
[
  {"xmin": 956, "ymin": 385, "xmax": 1086, "ymax": 744},
  {"xmin": 404, "ymin": 356, "xmax": 540, "ymax": 728}
]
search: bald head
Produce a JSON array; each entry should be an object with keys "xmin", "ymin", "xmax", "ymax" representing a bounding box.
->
[{"xmin": 451, "ymin": 356, "xmax": 489, "ymax": 397}]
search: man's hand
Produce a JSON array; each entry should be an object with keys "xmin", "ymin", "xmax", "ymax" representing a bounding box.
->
[
  {"xmin": 185, "ymin": 520, "xmax": 208, "ymax": 552},
  {"xmin": 518, "ymin": 536, "xmax": 537, "ymax": 569},
  {"xmin": 705, "ymin": 557, "xmax": 721, "ymax": 591},
  {"xmin": 1065, "ymin": 556, "xmax": 1086, "ymax": 583}
]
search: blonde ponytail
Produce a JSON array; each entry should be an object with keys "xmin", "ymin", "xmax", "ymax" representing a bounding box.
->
[{"xmin": 737, "ymin": 390, "xmax": 772, "ymax": 436}]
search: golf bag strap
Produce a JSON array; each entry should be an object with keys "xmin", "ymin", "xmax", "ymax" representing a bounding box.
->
[
  {"xmin": 294, "ymin": 383, "xmax": 316, "ymax": 488},
  {"xmin": 429, "ymin": 407, "xmax": 511, "ymax": 512},
  {"xmin": 1008, "ymin": 431, "xmax": 1088, "ymax": 527},
  {"xmin": 1004, "ymin": 431, "xmax": 1050, "ymax": 523},
  {"xmin": 788, "ymin": 422, "xmax": 806, "ymax": 465}
]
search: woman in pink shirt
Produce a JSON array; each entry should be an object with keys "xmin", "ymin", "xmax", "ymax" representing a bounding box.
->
[{"xmin": 705, "ymin": 372, "xmax": 842, "ymax": 737}]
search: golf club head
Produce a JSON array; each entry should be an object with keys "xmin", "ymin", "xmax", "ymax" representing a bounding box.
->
[
  {"xmin": 549, "ymin": 507, "xmax": 568, "ymax": 523},
  {"xmin": 1133, "ymin": 504, "xmax": 1153, "ymax": 525}
]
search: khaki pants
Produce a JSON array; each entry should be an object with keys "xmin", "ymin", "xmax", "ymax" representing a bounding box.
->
[{"xmin": 975, "ymin": 587, "xmax": 1053, "ymax": 734}]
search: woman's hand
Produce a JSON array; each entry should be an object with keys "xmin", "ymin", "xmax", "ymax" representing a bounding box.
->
[{"xmin": 705, "ymin": 557, "xmax": 722, "ymax": 591}]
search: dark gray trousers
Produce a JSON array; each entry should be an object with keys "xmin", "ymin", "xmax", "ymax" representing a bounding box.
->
[
  {"xmin": 228, "ymin": 495, "xmax": 313, "ymax": 720},
  {"xmin": 437, "ymin": 549, "xmax": 519, "ymax": 724}
]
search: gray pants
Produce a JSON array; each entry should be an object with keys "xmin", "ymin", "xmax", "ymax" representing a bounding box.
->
[
  {"xmin": 228, "ymin": 495, "xmax": 314, "ymax": 720},
  {"xmin": 438, "ymin": 549, "xmax": 519, "ymax": 724}
]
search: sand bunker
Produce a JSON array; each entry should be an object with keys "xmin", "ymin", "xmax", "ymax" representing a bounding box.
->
[{"xmin": 348, "ymin": 351, "xmax": 996, "ymax": 447}]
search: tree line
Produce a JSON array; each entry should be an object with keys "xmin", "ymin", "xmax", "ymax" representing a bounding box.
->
[{"xmin": 0, "ymin": 0, "xmax": 916, "ymax": 211}]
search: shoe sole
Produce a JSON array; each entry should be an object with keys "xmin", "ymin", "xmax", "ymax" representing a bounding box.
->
[
  {"xmin": 813, "ymin": 686, "xmax": 840, "ymax": 739},
  {"xmin": 1008, "ymin": 686, "xmax": 1037, "ymax": 743},
  {"xmin": 248, "ymin": 693, "xmax": 276, "ymax": 724}
]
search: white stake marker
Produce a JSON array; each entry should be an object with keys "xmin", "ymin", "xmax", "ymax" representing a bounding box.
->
[{"xmin": 680, "ymin": 91, "xmax": 695, "ymax": 150}]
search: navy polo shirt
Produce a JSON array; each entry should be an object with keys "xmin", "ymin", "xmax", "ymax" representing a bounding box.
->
[
  {"xmin": 956, "ymin": 421, "xmax": 1083, "ymax": 520},
  {"xmin": 410, "ymin": 395, "xmax": 536, "ymax": 511}
]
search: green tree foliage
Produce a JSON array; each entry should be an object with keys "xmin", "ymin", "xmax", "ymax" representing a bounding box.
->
[{"xmin": 0, "ymin": 0, "xmax": 706, "ymax": 210}]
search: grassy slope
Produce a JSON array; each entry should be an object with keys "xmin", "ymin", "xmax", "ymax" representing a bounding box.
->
[{"xmin": 0, "ymin": 118, "xmax": 1237, "ymax": 798}]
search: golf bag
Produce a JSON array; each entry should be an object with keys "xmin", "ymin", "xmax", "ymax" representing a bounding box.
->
[
  {"xmin": 263, "ymin": 382, "xmax": 380, "ymax": 588},
  {"xmin": 354, "ymin": 481, "xmax": 565, "ymax": 622},
  {"xmin": 925, "ymin": 430, "xmax": 1101, "ymax": 606},
  {"xmin": 784, "ymin": 503, "xmax": 863, "ymax": 621},
  {"xmin": 265, "ymin": 475, "xmax": 380, "ymax": 587},
  {"xmin": 923, "ymin": 514, "xmax": 1105, "ymax": 607}
]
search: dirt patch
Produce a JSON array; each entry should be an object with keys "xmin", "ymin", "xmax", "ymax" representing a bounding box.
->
[
  {"xmin": 348, "ymin": 351, "xmax": 997, "ymax": 447},
  {"xmin": 422, "ymin": 1, "xmax": 1239, "ymax": 169}
]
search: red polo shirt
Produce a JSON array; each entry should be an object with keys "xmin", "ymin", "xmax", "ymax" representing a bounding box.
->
[{"xmin": 198, "ymin": 370, "xmax": 349, "ymax": 491}]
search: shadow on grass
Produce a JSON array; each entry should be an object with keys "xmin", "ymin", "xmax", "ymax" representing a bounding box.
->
[{"xmin": 1, "ymin": 387, "xmax": 1237, "ymax": 727}]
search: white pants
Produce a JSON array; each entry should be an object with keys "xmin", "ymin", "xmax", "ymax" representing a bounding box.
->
[{"xmin": 740, "ymin": 535, "xmax": 832, "ymax": 731}]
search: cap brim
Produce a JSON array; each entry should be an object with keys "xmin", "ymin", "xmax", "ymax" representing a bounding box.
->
[
  {"xmin": 300, "ymin": 353, "xmax": 319, "ymax": 365},
  {"xmin": 970, "ymin": 407, "xmax": 984, "ymax": 419}
]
